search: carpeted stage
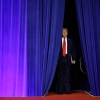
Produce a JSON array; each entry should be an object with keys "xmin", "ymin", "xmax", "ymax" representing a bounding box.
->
[{"xmin": 0, "ymin": 91, "xmax": 100, "ymax": 100}]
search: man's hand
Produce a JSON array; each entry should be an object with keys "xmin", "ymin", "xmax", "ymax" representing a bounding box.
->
[{"xmin": 71, "ymin": 60, "xmax": 76, "ymax": 64}]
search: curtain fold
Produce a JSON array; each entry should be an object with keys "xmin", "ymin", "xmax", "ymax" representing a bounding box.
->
[
  {"xmin": 27, "ymin": 0, "xmax": 65, "ymax": 96},
  {"xmin": 75, "ymin": 0, "xmax": 100, "ymax": 96},
  {"xmin": 0, "ymin": 0, "xmax": 27, "ymax": 96},
  {"xmin": 0, "ymin": 0, "xmax": 65, "ymax": 96}
]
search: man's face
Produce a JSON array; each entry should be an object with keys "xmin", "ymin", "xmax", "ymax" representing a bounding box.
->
[{"xmin": 62, "ymin": 28, "xmax": 68, "ymax": 38}]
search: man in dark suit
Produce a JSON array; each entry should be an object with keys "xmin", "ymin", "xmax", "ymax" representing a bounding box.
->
[{"xmin": 57, "ymin": 28, "xmax": 76, "ymax": 95}]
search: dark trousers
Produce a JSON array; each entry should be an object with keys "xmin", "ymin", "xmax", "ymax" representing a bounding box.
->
[{"xmin": 57, "ymin": 55, "xmax": 71, "ymax": 93}]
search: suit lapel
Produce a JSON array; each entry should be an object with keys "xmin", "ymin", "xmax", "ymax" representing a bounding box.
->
[{"xmin": 67, "ymin": 38, "xmax": 69, "ymax": 54}]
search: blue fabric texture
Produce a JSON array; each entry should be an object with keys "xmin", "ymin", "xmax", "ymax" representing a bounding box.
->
[
  {"xmin": 75, "ymin": 0, "xmax": 100, "ymax": 96},
  {"xmin": 26, "ymin": 0, "xmax": 65, "ymax": 96},
  {"xmin": 0, "ymin": 0, "xmax": 65, "ymax": 96}
]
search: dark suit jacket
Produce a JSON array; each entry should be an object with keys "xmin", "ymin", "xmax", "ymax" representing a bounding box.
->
[{"xmin": 58, "ymin": 37, "xmax": 76, "ymax": 66}]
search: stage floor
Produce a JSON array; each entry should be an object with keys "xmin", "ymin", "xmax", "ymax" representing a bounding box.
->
[{"xmin": 0, "ymin": 91, "xmax": 100, "ymax": 100}]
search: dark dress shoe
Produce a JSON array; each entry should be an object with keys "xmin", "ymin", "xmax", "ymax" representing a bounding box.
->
[
  {"xmin": 58, "ymin": 92, "xmax": 63, "ymax": 95},
  {"xmin": 66, "ymin": 92, "xmax": 71, "ymax": 94}
]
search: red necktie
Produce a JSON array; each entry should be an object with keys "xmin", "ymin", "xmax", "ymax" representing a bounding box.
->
[{"xmin": 62, "ymin": 38, "xmax": 66, "ymax": 57}]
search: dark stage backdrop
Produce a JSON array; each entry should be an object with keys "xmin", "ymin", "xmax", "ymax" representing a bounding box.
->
[
  {"xmin": 63, "ymin": 0, "xmax": 90, "ymax": 92},
  {"xmin": 49, "ymin": 0, "xmax": 90, "ymax": 93},
  {"xmin": 0, "ymin": 0, "xmax": 65, "ymax": 96}
]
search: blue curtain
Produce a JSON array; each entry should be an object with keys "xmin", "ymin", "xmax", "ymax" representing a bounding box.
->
[
  {"xmin": 75, "ymin": 0, "xmax": 100, "ymax": 96},
  {"xmin": 27, "ymin": 0, "xmax": 65, "ymax": 96},
  {"xmin": 0, "ymin": 0, "xmax": 27, "ymax": 96},
  {"xmin": 0, "ymin": 0, "xmax": 65, "ymax": 96}
]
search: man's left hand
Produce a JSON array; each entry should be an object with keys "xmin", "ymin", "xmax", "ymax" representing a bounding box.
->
[{"xmin": 71, "ymin": 60, "xmax": 76, "ymax": 64}]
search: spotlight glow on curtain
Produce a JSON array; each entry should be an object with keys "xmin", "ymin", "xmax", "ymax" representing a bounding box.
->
[
  {"xmin": 75, "ymin": 0, "xmax": 100, "ymax": 96},
  {"xmin": 0, "ymin": 0, "xmax": 27, "ymax": 96},
  {"xmin": 0, "ymin": 0, "xmax": 65, "ymax": 96}
]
